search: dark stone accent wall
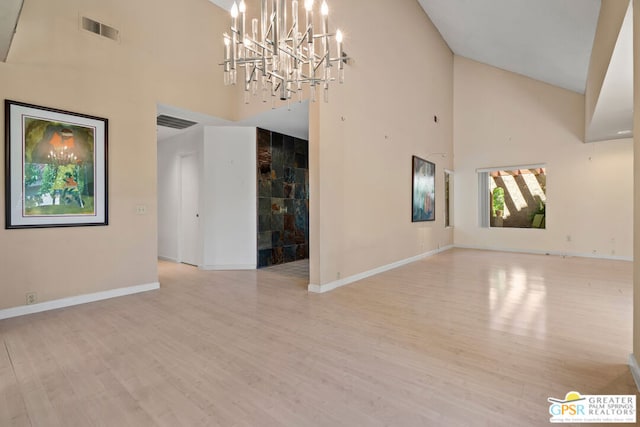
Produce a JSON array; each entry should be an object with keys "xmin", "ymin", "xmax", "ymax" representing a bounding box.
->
[{"xmin": 257, "ymin": 128, "xmax": 309, "ymax": 268}]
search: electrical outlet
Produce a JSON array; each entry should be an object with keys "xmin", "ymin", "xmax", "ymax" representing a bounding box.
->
[
  {"xmin": 136, "ymin": 205, "xmax": 147, "ymax": 215},
  {"xmin": 26, "ymin": 292, "xmax": 37, "ymax": 305}
]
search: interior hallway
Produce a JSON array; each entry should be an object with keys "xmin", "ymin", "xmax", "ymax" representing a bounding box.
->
[{"xmin": 0, "ymin": 249, "xmax": 636, "ymax": 426}]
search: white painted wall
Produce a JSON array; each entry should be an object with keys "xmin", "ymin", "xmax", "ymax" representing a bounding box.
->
[
  {"xmin": 202, "ymin": 126, "xmax": 257, "ymax": 270},
  {"xmin": 158, "ymin": 126, "xmax": 257, "ymax": 269},
  {"xmin": 157, "ymin": 126, "xmax": 204, "ymax": 262},
  {"xmin": 454, "ymin": 57, "xmax": 633, "ymax": 260}
]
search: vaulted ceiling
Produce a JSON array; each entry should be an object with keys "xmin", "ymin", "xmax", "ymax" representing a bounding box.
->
[
  {"xmin": 418, "ymin": 0, "xmax": 601, "ymax": 94},
  {"xmin": 205, "ymin": 0, "xmax": 629, "ymax": 142},
  {"xmin": 417, "ymin": 0, "xmax": 632, "ymax": 142},
  {"xmin": 1, "ymin": 0, "xmax": 631, "ymax": 142}
]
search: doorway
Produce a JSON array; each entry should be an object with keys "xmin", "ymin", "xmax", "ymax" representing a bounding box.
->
[{"xmin": 179, "ymin": 153, "xmax": 199, "ymax": 266}]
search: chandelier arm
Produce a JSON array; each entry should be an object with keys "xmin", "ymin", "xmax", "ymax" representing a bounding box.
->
[
  {"xmin": 299, "ymin": 26, "xmax": 310, "ymax": 45},
  {"xmin": 285, "ymin": 25, "xmax": 294, "ymax": 40},
  {"xmin": 236, "ymin": 58, "xmax": 263, "ymax": 65},
  {"xmin": 248, "ymin": 65, "xmax": 258, "ymax": 82},
  {"xmin": 240, "ymin": 38, "xmax": 314, "ymax": 65},
  {"xmin": 295, "ymin": 37, "xmax": 307, "ymax": 51},
  {"xmin": 263, "ymin": 18, "xmax": 274, "ymax": 43},
  {"xmin": 298, "ymin": 76, "xmax": 329, "ymax": 83},
  {"xmin": 313, "ymin": 53, "xmax": 329, "ymax": 72},
  {"xmin": 242, "ymin": 42, "xmax": 264, "ymax": 56},
  {"xmin": 281, "ymin": 47, "xmax": 307, "ymax": 64}
]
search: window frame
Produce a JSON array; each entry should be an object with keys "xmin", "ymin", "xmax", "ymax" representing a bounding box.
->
[
  {"xmin": 477, "ymin": 164, "xmax": 546, "ymax": 229},
  {"xmin": 444, "ymin": 169, "xmax": 453, "ymax": 228}
]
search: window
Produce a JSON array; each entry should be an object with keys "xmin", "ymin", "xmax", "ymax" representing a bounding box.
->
[
  {"xmin": 478, "ymin": 165, "xmax": 546, "ymax": 229},
  {"xmin": 444, "ymin": 170, "xmax": 452, "ymax": 227}
]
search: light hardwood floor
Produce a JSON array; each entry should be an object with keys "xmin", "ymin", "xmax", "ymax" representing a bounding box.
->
[{"xmin": 1, "ymin": 249, "xmax": 637, "ymax": 426}]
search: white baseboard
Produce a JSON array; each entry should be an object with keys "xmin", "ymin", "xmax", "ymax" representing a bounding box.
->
[
  {"xmin": 199, "ymin": 264, "xmax": 256, "ymax": 271},
  {"xmin": 629, "ymin": 354, "xmax": 640, "ymax": 392},
  {"xmin": 158, "ymin": 255, "xmax": 179, "ymax": 263},
  {"xmin": 0, "ymin": 282, "xmax": 160, "ymax": 320},
  {"xmin": 308, "ymin": 245, "xmax": 454, "ymax": 293},
  {"xmin": 453, "ymin": 244, "xmax": 633, "ymax": 262}
]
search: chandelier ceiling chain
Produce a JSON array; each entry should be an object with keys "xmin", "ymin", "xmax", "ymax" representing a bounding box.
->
[{"xmin": 222, "ymin": 0, "xmax": 346, "ymax": 104}]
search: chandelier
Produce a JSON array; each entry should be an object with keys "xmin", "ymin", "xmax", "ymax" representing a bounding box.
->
[
  {"xmin": 46, "ymin": 129, "xmax": 79, "ymax": 166},
  {"xmin": 222, "ymin": 0, "xmax": 346, "ymax": 104},
  {"xmin": 47, "ymin": 145, "xmax": 78, "ymax": 165}
]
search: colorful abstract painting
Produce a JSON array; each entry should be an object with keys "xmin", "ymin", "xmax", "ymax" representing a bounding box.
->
[
  {"xmin": 412, "ymin": 156, "xmax": 435, "ymax": 222},
  {"xmin": 5, "ymin": 100, "xmax": 108, "ymax": 228}
]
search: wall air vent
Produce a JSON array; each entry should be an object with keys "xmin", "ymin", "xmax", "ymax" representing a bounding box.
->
[
  {"xmin": 156, "ymin": 115, "xmax": 197, "ymax": 130},
  {"xmin": 81, "ymin": 16, "xmax": 119, "ymax": 41}
]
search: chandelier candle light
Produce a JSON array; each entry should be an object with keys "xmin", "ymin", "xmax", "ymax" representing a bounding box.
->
[{"xmin": 222, "ymin": 0, "xmax": 346, "ymax": 104}]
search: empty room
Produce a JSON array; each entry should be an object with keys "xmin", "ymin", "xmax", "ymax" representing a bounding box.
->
[{"xmin": 1, "ymin": 0, "xmax": 639, "ymax": 425}]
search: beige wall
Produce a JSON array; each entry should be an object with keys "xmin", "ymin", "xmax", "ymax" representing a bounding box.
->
[
  {"xmin": 0, "ymin": 0, "xmax": 235, "ymax": 310},
  {"xmin": 308, "ymin": 0, "xmax": 454, "ymax": 286},
  {"xmin": 454, "ymin": 56, "xmax": 633, "ymax": 260},
  {"xmin": 1, "ymin": 0, "xmax": 454, "ymax": 306}
]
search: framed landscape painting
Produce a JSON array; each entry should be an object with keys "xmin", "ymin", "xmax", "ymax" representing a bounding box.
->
[
  {"xmin": 412, "ymin": 155, "xmax": 435, "ymax": 222},
  {"xmin": 5, "ymin": 100, "xmax": 108, "ymax": 228}
]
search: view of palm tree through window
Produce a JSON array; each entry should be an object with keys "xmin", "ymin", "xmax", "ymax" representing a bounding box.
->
[{"xmin": 489, "ymin": 168, "xmax": 546, "ymax": 229}]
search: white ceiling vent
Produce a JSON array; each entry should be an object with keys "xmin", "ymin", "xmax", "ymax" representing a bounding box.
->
[
  {"xmin": 156, "ymin": 115, "xmax": 198, "ymax": 130},
  {"xmin": 81, "ymin": 16, "xmax": 119, "ymax": 41}
]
